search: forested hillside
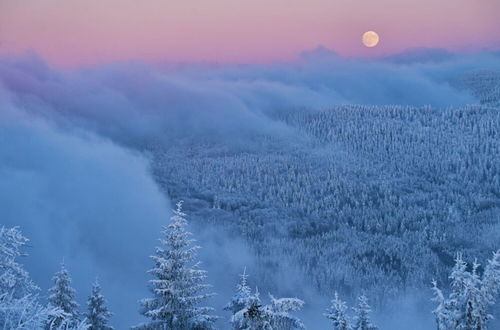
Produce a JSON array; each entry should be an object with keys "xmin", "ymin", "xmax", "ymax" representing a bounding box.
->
[
  {"xmin": 451, "ymin": 70, "xmax": 500, "ymax": 106},
  {"xmin": 152, "ymin": 74, "xmax": 500, "ymax": 303}
]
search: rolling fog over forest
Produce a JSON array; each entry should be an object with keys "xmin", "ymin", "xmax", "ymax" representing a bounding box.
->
[{"xmin": 1, "ymin": 47, "xmax": 500, "ymax": 329}]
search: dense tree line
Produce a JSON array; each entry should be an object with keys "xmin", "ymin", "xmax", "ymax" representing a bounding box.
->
[
  {"xmin": 151, "ymin": 101, "xmax": 500, "ymax": 303},
  {"xmin": 451, "ymin": 70, "xmax": 500, "ymax": 106},
  {"xmin": 2, "ymin": 204, "xmax": 500, "ymax": 329}
]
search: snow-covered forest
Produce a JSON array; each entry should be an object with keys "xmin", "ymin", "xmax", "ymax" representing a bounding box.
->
[
  {"xmin": 1, "ymin": 50, "xmax": 500, "ymax": 329},
  {"xmin": 2, "ymin": 203, "xmax": 500, "ymax": 329},
  {"xmin": 153, "ymin": 100, "xmax": 500, "ymax": 303}
]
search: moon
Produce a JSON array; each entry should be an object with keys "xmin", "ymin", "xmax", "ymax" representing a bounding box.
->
[{"xmin": 362, "ymin": 31, "xmax": 380, "ymax": 48}]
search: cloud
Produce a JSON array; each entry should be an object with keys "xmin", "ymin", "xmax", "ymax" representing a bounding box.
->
[
  {"xmin": 299, "ymin": 45, "xmax": 339, "ymax": 61},
  {"xmin": 0, "ymin": 95, "xmax": 171, "ymax": 327},
  {"xmin": 1, "ymin": 49, "xmax": 493, "ymax": 150},
  {"xmin": 383, "ymin": 47, "xmax": 455, "ymax": 64}
]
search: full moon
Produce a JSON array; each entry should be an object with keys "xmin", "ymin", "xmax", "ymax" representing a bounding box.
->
[{"xmin": 362, "ymin": 31, "xmax": 380, "ymax": 48}]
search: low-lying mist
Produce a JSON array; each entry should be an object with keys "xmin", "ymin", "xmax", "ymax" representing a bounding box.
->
[
  {"xmin": 0, "ymin": 95, "xmax": 174, "ymax": 327},
  {"xmin": 3, "ymin": 48, "xmax": 497, "ymax": 147}
]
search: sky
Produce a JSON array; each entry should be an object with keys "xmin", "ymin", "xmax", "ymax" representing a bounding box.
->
[{"xmin": 1, "ymin": 0, "xmax": 499, "ymax": 68}]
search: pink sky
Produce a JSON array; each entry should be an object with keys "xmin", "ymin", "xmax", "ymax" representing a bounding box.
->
[{"xmin": 1, "ymin": 0, "xmax": 499, "ymax": 68}]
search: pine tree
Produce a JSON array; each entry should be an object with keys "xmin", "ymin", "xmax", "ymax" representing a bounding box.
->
[
  {"xmin": 352, "ymin": 295, "xmax": 377, "ymax": 330},
  {"xmin": 86, "ymin": 279, "xmax": 113, "ymax": 330},
  {"xmin": 46, "ymin": 263, "xmax": 80, "ymax": 329},
  {"xmin": 266, "ymin": 294, "xmax": 305, "ymax": 330},
  {"xmin": 231, "ymin": 289, "xmax": 306, "ymax": 330},
  {"xmin": 325, "ymin": 292, "xmax": 351, "ymax": 330},
  {"xmin": 432, "ymin": 280, "xmax": 455, "ymax": 330},
  {"xmin": 224, "ymin": 268, "xmax": 253, "ymax": 317},
  {"xmin": 136, "ymin": 201, "xmax": 217, "ymax": 330},
  {"xmin": 0, "ymin": 227, "xmax": 54, "ymax": 329},
  {"xmin": 231, "ymin": 288, "xmax": 272, "ymax": 330},
  {"xmin": 0, "ymin": 226, "xmax": 38, "ymax": 299},
  {"xmin": 476, "ymin": 251, "xmax": 500, "ymax": 329},
  {"xmin": 433, "ymin": 254, "xmax": 473, "ymax": 330},
  {"xmin": 432, "ymin": 251, "xmax": 500, "ymax": 330},
  {"xmin": 227, "ymin": 270, "xmax": 305, "ymax": 330},
  {"xmin": 464, "ymin": 261, "xmax": 483, "ymax": 330}
]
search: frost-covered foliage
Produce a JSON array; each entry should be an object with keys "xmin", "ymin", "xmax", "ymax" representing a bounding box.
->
[
  {"xmin": 451, "ymin": 70, "xmax": 500, "ymax": 106},
  {"xmin": 47, "ymin": 264, "xmax": 80, "ymax": 328},
  {"xmin": 432, "ymin": 251, "xmax": 500, "ymax": 330},
  {"xmin": 0, "ymin": 227, "xmax": 37, "ymax": 299},
  {"xmin": 47, "ymin": 312, "xmax": 90, "ymax": 330},
  {"xmin": 0, "ymin": 226, "xmax": 54, "ymax": 329},
  {"xmin": 0, "ymin": 293, "xmax": 60, "ymax": 330},
  {"xmin": 266, "ymin": 295, "xmax": 305, "ymax": 330},
  {"xmin": 325, "ymin": 292, "xmax": 351, "ymax": 330},
  {"xmin": 352, "ymin": 295, "xmax": 377, "ymax": 330},
  {"xmin": 226, "ymin": 271, "xmax": 305, "ymax": 330},
  {"xmin": 152, "ymin": 100, "xmax": 500, "ymax": 302},
  {"xmin": 230, "ymin": 288, "xmax": 270, "ymax": 330},
  {"xmin": 230, "ymin": 291, "xmax": 305, "ymax": 330},
  {"xmin": 136, "ymin": 201, "xmax": 217, "ymax": 330},
  {"xmin": 0, "ymin": 227, "xmax": 99, "ymax": 330},
  {"xmin": 224, "ymin": 269, "xmax": 253, "ymax": 316},
  {"xmin": 324, "ymin": 293, "xmax": 377, "ymax": 330},
  {"xmin": 86, "ymin": 280, "xmax": 113, "ymax": 330}
]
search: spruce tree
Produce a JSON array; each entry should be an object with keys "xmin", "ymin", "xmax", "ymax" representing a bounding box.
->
[
  {"xmin": 0, "ymin": 227, "xmax": 54, "ymax": 329},
  {"xmin": 46, "ymin": 263, "xmax": 80, "ymax": 329},
  {"xmin": 478, "ymin": 251, "xmax": 500, "ymax": 328},
  {"xmin": 86, "ymin": 279, "xmax": 113, "ymax": 330},
  {"xmin": 226, "ymin": 270, "xmax": 305, "ymax": 330},
  {"xmin": 0, "ymin": 226, "xmax": 38, "ymax": 299},
  {"xmin": 231, "ymin": 288, "xmax": 271, "ymax": 330},
  {"xmin": 136, "ymin": 201, "xmax": 217, "ymax": 330},
  {"xmin": 266, "ymin": 294, "xmax": 305, "ymax": 330},
  {"xmin": 231, "ymin": 289, "xmax": 305, "ymax": 330},
  {"xmin": 433, "ymin": 251, "xmax": 500, "ymax": 330},
  {"xmin": 224, "ymin": 268, "xmax": 253, "ymax": 317},
  {"xmin": 325, "ymin": 292, "xmax": 351, "ymax": 330},
  {"xmin": 352, "ymin": 295, "xmax": 377, "ymax": 330},
  {"xmin": 432, "ymin": 280, "xmax": 455, "ymax": 330}
]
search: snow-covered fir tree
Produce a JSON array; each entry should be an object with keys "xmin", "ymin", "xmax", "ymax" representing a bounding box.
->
[
  {"xmin": 432, "ymin": 280, "xmax": 455, "ymax": 330},
  {"xmin": 432, "ymin": 251, "xmax": 500, "ymax": 330},
  {"xmin": 325, "ymin": 292, "xmax": 351, "ymax": 330},
  {"xmin": 230, "ymin": 289, "xmax": 305, "ymax": 330},
  {"xmin": 224, "ymin": 268, "xmax": 252, "ymax": 317},
  {"xmin": 0, "ymin": 227, "xmax": 88, "ymax": 329},
  {"xmin": 0, "ymin": 226, "xmax": 55, "ymax": 329},
  {"xmin": 477, "ymin": 251, "xmax": 500, "ymax": 327},
  {"xmin": 266, "ymin": 294, "xmax": 305, "ymax": 330},
  {"xmin": 49, "ymin": 311, "xmax": 90, "ymax": 330},
  {"xmin": 136, "ymin": 201, "xmax": 217, "ymax": 330},
  {"xmin": 226, "ymin": 271, "xmax": 305, "ymax": 330},
  {"xmin": 231, "ymin": 288, "xmax": 271, "ymax": 330},
  {"xmin": 86, "ymin": 279, "xmax": 113, "ymax": 330},
  {"xmin": 0, "ymin": 226, "xmax": 38, "ymax": 299},
  {"xmin": 0, "ymin": 293, "xmax": 60, "ymax": 329},
  {"xmin": 352, "ymin": 295, "xmax": 377, "ymax": 330},
  {"xmin": 46, "ymin": 263, "xmax": 80, "ymax": 329}
]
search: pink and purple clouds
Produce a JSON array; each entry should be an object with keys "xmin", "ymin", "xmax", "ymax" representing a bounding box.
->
[{"xmin": 1, "ymin": 0, "xmax": 499, "ymax": 68}]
